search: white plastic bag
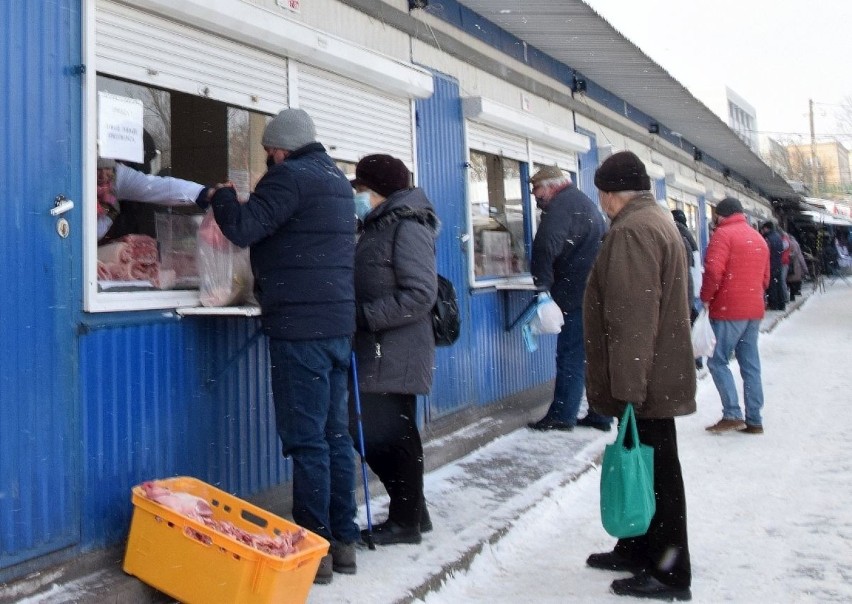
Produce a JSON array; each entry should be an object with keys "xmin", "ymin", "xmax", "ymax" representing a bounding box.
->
[
  {"xmin": 197, "ymin": 209, "xmax": 256, "ymax": 307},
  {"xmin": 691, "ymin": 308, "xmax": 716, "ymax": 359},
  {"xmin": 530, "ymin": 293, "xmax": 564, "ymax": 335}
]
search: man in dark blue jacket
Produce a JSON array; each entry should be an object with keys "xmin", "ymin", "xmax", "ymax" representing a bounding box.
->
[
  {"xmin": 202, "ymin": 108, "xmax": 359, "ymax": 584},
  {"xmin": 760, "ymin": 221, "xmax": 786, "ymax": 311},
  {"xmin": 527, "ymin": 165, "xmax": 610, "ymax": 432}
]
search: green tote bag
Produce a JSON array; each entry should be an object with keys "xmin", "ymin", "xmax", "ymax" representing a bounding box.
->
[{"xmin": 599, "ymin": 403, "xmax": 656, "ymax": 538}]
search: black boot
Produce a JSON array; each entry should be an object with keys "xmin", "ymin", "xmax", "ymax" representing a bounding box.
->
[{"xmin": 363, "ymin": 519, "xmax": 421, "ymax": 546}]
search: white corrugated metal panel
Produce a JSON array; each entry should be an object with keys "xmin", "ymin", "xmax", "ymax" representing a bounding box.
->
[
  {"xmin": 463, "ymin": 97, "xmax": 590, "ymax": 153},
  {"xmin": 666, "ymin": 173, "xmax": 706, "ymax": 196},
  {"xmin": 531, "ymin": 143, "xmax": 578, "ymax": 173},
  {"xmin": 467, "ymin": 122, "xmax": 528, "ymax": 161},
  {"xmin": 96, "ymin": 0, "xmax": 287, "ymax": 114},
  {"xmin": 297, "ymin": 64, "xmax": 414, "ymax": 167}
]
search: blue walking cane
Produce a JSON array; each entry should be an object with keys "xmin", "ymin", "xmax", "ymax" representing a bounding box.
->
[{"xmin": 350, "ymin": 352, "xmax": 376, "ymax": 550}]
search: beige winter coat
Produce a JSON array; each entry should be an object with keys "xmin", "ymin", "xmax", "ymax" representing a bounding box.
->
[{"xmin": 583, "ymin": 193, "xmax": 697, "ymax": 419}]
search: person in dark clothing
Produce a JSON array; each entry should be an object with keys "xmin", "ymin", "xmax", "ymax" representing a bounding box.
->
[
  {"xmin": 527, "ymin": 165, "xmax": 611, "ymax": 432},
  {"xmin": 672, "ymin": 209, "xmax": 703, "ymax": 370},
  {"xmin": 760, "ymin": 221, "xmax": 786, "ymax": 311},
  {"xmin": 349, "ymin": 154, "xmax": 439, "ymax": 546},
  {"xmin": 584, "ymin": 151, "xmax": 695, "ymax": 602},
  {"xmin": 671, "ymin": 210, "xmax": 699, "ymax": 322},
  {"xmin": 203, "ymin": 108, "xmax": 359, "ymax": 584}
]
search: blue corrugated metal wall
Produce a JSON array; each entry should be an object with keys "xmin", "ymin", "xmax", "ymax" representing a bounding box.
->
[
  {"xmin": 415, "ymin": 73, "xmax": 476, "ymax": 418},
  {"xmin": 0, "ymin": 0, "xmax": 82, "ymax": 575},
  {"xmin": 416, "ymin": 73, "xmax": 555, "ymax": 419},
  {"xmin": 79, "ymin": 316, "xmax": 286, "ymax": 547}
]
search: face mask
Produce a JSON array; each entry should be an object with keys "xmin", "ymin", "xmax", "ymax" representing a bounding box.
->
[
  {"xmin": 266, "ymin": 155, "xmax": 275, "ymax": 169},
  {"xmin": 353, "ymin": 192, "xmax": 372, "ymax": 221}
]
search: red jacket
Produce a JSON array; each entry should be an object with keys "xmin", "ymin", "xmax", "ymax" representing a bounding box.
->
[{"xmin": 700, "ymin": 213, "xmax": 770, "ymax": 320}]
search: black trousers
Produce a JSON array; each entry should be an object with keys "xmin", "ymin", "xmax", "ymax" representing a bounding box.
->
[
  {"xmin": 614, "ymin": 417, "xmax": 691, "ymax": 588},
  {"xmin": 349, "ymin": 392, "xmax": 424, "ymax": 528},
  {"xmin": 766, "ymin": 269, "xmax": 786, "ymax": 310}
]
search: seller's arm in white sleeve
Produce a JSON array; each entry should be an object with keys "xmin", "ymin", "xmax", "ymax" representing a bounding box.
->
[{"xmin": 114, "ymin": 163, "xmax": 205, "ymax": 206}]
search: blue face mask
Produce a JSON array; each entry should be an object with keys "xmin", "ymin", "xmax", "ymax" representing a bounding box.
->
[{"xmin": 353, "ymin": 191, "xmax": 372, "ymax": 221}]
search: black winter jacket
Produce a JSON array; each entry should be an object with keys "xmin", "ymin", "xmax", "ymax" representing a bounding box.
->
[
  {"xmin": 354, "ymin": 188, "xmax": 439, "ymax": 394},
  {"xmin": 530, "ymin": 184, "xmax": 606, "ymax": 313},
  {"xmin": 210, "ymin": 143, "xmax": 355, "ymax": 340}
]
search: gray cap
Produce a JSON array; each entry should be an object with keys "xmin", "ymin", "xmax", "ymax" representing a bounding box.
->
[
  {"xmin": 97, "ymin": 157, "xmax": 116, "ymax": 169},
  {"xmin": 262, "ymin": 108, "xmax": 316, "ymax": 151}
]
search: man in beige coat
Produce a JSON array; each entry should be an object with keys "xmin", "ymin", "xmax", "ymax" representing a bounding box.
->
[{"xmin": 583, "ymin": 151, "xmax": 696, "ymax": 601}]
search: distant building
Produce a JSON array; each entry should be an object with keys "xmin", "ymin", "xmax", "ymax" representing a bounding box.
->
[
  {"xmin": 760, "ymin": 135, "xmax": 790, "ymax": 177},
  {"xmin": 695, "ymin": 86, "xmax": 759, "ymax": 153},
  {"xmin": 786, "ymin": 139, "xmax": 852, "ymax": 196},
  {"xmin": 725, "ymin": 88, "xmax": 759, "ymax": 152}
]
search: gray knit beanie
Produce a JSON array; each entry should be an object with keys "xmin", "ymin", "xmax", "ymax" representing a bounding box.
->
[{"xmin": 262, "ymin": 108, "xmax": 316, "ymax": 151}]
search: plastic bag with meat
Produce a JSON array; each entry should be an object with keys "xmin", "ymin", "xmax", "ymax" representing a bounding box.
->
[{"xmin": 197, "ymin": 209, "xmax": 256, "ymax": 307}]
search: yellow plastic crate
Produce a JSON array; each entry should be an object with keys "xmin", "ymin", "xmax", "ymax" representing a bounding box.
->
[{"xmin": 123, "ymin": 476, "xmax": 329, "ymax": 604}]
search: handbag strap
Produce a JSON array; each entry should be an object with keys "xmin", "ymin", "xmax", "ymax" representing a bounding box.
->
[{"xmin": 614, "ymin": 403, "xmax": 640, "ymax": 450}]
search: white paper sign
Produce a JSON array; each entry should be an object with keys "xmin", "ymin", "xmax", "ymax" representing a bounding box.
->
[{"xmin": 98, "ymin": 92, "xmax": 144, "ymax": 163}]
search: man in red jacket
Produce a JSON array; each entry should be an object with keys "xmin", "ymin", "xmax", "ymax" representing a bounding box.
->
[{"xmin": 700, "ymin": 197, "xmax": 770, "ymax": 434}]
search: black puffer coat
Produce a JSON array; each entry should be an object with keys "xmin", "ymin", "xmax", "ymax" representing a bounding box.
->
[{"xmin": 354, "ymin": 187, "xmax": 439, "ymax": 394}]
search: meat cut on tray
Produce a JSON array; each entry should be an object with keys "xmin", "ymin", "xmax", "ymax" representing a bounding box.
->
[{"xmin": 141, "ymin": 481, "xmax": 306, "ymax": 557}]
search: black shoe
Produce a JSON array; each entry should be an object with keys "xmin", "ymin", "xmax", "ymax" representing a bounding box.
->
[
  {"xmin": 421, "ymin": 502, "xmax": 433, "ymax": 533},
  {"xmin": 362, "ymin": 519, "xmax": 422, "ymax": 546},
  {"xmin": 576, "ymin": 416, "xmax": 612, "ymax": 432},
  {"xmin": 586, "ymin": 551, "xmax": 645, "ymax": 574},
  {"xmin": 330, "ymin": 542, "xmax": 357, "ymax": 575},
  {"xmin": 611, "ymin": 572, "xmax": 691, "ymax": 601},
  {"xmin": 528, "ymin": 417, "xmax": 574, "ymax": 431},
  {"xmin": 314, "ymin": 553, "xmax": 333, "ymax": 584}
]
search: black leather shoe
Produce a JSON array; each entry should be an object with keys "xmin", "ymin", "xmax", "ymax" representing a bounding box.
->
[
  {"xmin": 586, "ymin": 551, "xmax": 645, "ymax": 574},
  {"xmin": 611, "ymin": 572, "xmax": 691, "ymax": 601},
  {"xmin": 528, "ymin": 417, "xmax": 574, "ymax": 431},
  {"xmin": 362, "ymin": 519, "xmax": 421, "ymax": 546},
  {"xmin": 576, "ymin": 416, "xmax": 612, "ymax": 432}
]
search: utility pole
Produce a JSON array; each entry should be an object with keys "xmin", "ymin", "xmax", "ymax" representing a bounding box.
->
[{"xmin": 809, "ymin": 98, "xmax": 818, "ymax": 196}]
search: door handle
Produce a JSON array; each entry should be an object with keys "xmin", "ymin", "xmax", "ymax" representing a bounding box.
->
[{"xmin": 51, "ymin": 195, "xmax": 74, "ymax": 216}]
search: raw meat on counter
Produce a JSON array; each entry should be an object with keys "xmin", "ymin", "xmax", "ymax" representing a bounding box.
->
[
  {"xmin": 97, "ymin": 234, "xmax": 176, "ymax": 289},
  {"xmin": 141, "ymin": 481, "xmax": 306, "ymax": 557}
]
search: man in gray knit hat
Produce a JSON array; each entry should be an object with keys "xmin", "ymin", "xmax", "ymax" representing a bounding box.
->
[{"xmin": 202, "ymin": 108, "xmax": 359, "ymax": 585}]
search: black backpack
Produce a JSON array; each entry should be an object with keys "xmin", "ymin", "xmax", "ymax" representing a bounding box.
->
[{"xmin": 433, "ymin": 274, "xmax": 461, "ymax": 346}]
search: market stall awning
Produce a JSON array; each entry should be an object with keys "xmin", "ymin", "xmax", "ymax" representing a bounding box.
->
[{"xmin": 453, "ymin": 0, "xmax": 799, "ymax": 201}]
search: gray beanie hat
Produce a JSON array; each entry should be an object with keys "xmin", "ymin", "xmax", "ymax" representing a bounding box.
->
[
  {"xmin": 262, "ymin": 108, "xmax": 316, "ymax": 151},
  {"xmin": 97, "ymin": 157, "xmax": 116, "ymax": 169}
]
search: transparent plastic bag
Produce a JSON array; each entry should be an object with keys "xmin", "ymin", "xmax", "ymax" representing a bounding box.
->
[
  {"xmin": 691, "ymin": 308, "xmax": 716, "ymax": 359},
  {"xmin": 197, "ymin": 209, "xmax": 256, "ymax": 307},
  {"xmin": 529, "ymin": 292, "xmax": 564, "ymax": 335}
]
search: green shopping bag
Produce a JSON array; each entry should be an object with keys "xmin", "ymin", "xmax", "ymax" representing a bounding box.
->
[{"xmin": 599, "ymin": 403, "xmax": 656, "ymax": 538}]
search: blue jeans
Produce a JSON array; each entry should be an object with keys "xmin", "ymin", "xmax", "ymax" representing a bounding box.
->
[
  {"xmin": 545, "ymin": 307, "xmax": 609, "ymax": 426},
  {"xmin": 707, "ymin": 319, "xmax": 765, "ymax": 426},
  {"xmin": 269, "ymin": 336, "xmax": 360, "ymax": 544}
]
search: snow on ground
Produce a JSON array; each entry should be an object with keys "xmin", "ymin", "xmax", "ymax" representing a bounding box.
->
[{"xmin": 419, "ymin": 284, "xmax": 852, "ymax": 603}]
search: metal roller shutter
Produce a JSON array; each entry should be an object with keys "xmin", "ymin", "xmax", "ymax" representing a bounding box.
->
[
  {"xmin": 95, "ymin": 0, "xmax": 287, "ymax": 114},
  {"xmin": 467, "ymin": 123, "xmax": 527, "ymax": 162},
  {"xmin": 531, "ymin": 143, "xmax": 578, "ymax": 173},
  {"xmin": 297, "ymin": 64, "xmax": 414, "ymax": 167}
]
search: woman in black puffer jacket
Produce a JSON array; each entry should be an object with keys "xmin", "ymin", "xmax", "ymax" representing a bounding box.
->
[{"xmin": 349, "ymin": 154, "xmax": 439, "ymax": 546}]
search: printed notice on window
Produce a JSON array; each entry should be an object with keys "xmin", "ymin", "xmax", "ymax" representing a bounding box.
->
[{"xmin": 97, "ymin": 92, "xmax": 144, "ymax": 163}]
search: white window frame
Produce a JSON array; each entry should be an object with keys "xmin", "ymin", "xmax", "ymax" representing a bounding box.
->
[
  {"xmin": 83, "ymin": 0, "xmax": 430, "ymax": 313},
  {"xmin": 462, "ymin": 98, "xmax": 590, "ymax": 290}
]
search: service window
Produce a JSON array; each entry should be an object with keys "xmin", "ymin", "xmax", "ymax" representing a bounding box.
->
[
  {"xmin": 93, "ymin": 75, "xmax": 269, "ymax": 299},
  {"xmin": 469, "ymin": 150, "xmax": 530, "ymax": 280}
]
